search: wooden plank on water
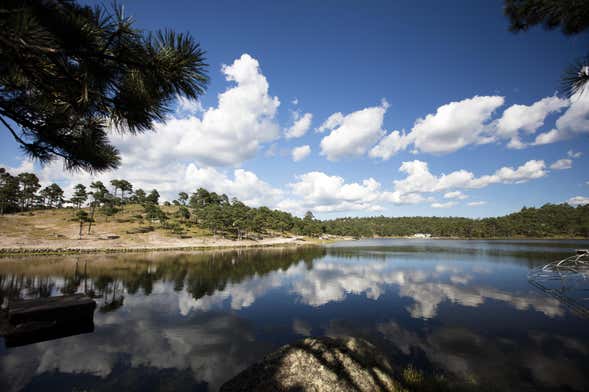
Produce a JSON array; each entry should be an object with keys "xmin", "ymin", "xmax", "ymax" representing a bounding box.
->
[
  {"xmin": 3, "ymin": 319, "xmax": 95, "ymax": 348},
  {"xmin": 7, "ymin": 294, "xmax": 96, "ymax": 325}
]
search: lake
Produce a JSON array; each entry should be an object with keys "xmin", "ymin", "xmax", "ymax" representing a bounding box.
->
[{"xmin": 1, "ymin": 239, "xmax": 589, "ymax": 391}]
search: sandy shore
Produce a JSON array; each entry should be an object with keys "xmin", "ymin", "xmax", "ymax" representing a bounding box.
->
[{"xmin": 0, "ymin": 234, "xmax": 321, "ymax": 255}]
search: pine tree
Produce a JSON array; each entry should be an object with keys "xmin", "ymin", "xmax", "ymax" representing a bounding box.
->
[
  {"xmin": 17, "ymin": 172, "xmax": 41, "ymax": 211},
  {"xmin": 0, "ymin": 168, "xmax": 19, "ymax": 214},
  {"xmin": 0, "ymin": 0, "xmax": 208, "ymax": 171},
  {"xmin": 71, "ymin": 184, "xmax": 88, "ymax": 209}
]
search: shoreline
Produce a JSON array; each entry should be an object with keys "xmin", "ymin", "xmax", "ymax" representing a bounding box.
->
[
  {"xmin": 0, "ymin": 244, "xmax": 300, "ymax": 257},
  {"xmin": 1, "ymin": 235, "xmax": 587, "ymax": 257},
  {"xmin": 0, "ymin": 236, "xmax": 339, "ymax": 257},
  {"xmin": 365, "ymin": 236, "xmax": 589, "ymax": 241}
]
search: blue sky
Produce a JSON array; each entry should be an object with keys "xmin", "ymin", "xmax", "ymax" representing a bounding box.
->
[{"xmin": 2, "ymin": 0, "xmax": 589, "ymax": 218}]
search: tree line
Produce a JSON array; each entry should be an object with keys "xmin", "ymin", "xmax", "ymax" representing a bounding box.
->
[
  {"xmin": 322, "ymin": 203, "xmax": 589, "ymax": 238},
  {"xmin": 1, "ymin": 168, "xmax": 588, "ymax": 239}
]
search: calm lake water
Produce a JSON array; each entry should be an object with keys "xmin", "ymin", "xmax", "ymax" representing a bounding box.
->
[{"xmin": 1, "ymin": 239, "xmax": 589, "ymax": 391}]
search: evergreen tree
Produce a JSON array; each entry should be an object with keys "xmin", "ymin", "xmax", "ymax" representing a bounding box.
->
[
  {"xmin": 88, "ymin": 181, "xmax": 108, "ymax": 233},
  {"xmin": 146, "ymin": 189, "xmax": 160, "ymax": 204},
  {"xmin": 0, "ymin": 168, "xmax": 19, "ymax": 214},
  {"xmin": 119, "ymin": 180, "xmax": 133, "ymax": 205},
  {"xmin": 40, "ymin": 183, "xmax": 64, "ymax": 208},
  {"xmin": 110, "ymin": 179, "xmax": 121, "ymax": 199},
  {"xmin": 133, "ymin": 188, "xmax": 146, "ymax": 204},
  {"xmin": 71, "ymin": 184, "xmax": 88, "ymax": 209},
  {"xmin": 16, "ymin": 172, "xmax": 41, "ymax": 210},
  {"xmin": 178, "ymin": 192, "xmax": 189, "ymax": 205},
  {"xmin": 75, "ymin": 209, "xmax": 91, "ymax": 239}
]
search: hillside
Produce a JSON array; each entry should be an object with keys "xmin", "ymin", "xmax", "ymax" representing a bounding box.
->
[
  {"xmin": 0, "ymin": 204, "xmax": 309, "ymax": 251},
  {"xmin": 1, "ymin": 202, "xmax": 588, "ymax": 254}
]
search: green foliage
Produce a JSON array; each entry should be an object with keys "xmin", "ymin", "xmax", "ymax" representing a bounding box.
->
[
  {"xmin": 163, "ymin": 221, "xmax": 186, "ymax": 236},
  {"xmin": 74, "ymin": 208, "xmax": 92, "ymax": 238},
  {"xmin": 178, "ymin": 192, "xmax": 189, "ymax": 205},
  {"xmin": 322, "ymin": 203, "xmax": 589, "ymax": 238},
  {"xmin": 0, "ymin": 0, "xmax": 208, "ymax": 171},
  {"xmin": 176, "ymin": 205, "xmax": 191, "ymax": 220},
  {"xmin": 0, "ymin": 169, "xmax": 43, "ymax": 213},
  {"xmin": 16, "ymin": 172, "xmax": 41, "ymax": 210},
  {"xmin": 39, "ymin": 183, "xmax": 64, "ymax": 208},
  {"xmin": 188, "ymin": 189, "xmax": 312, "ymax": 238},
  {"xmin": 100, "ymin": 193, "xmax": 119, "ymax": 220},
  {"xmin": 146, "ymin": 189, "xmax": 160, "ymax": 204},
  {"xmin": 70, "ymin": 183, "xmax": 88, "ymax": 208},
  {"xmin": 0, "ymin": 168, "xmax": 19, "ymax": 214},
  {"xmin": 132, "ymin": 188, "xmax": 146, "ymax": 204},
  {"xmin": 143, "ymin": 202, "xmax": 166, "ymax": 222},
  {"xmin": 89, "ymin": 181, "xmax": 108, "ymax": 200},
  {"xmin": 75, "ymin": 209, "xmax": 91, "ymax": 222},
  {"xmin": 110, "ymin": 179, "xmax": 133, "ymax": 204}
]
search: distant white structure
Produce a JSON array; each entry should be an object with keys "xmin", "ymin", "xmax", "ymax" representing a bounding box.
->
[{"xmin": 410, "ymin": 233, "xmax": 431, "ymax": 239}]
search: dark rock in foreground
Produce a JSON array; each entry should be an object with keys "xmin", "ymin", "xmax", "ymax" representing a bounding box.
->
[{"xmin": 220, "ymin": 336, "xmax": 400, "ymax": 391}]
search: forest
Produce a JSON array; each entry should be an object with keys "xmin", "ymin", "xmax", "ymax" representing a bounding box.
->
[{"xmin": 1, "ymin": 168, "xmax": 588, "ymax": 239}]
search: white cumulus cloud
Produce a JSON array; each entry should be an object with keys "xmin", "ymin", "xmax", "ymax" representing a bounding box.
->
[
  {"xmin": 535, "ymin": 91, "xmax": 589, "ymax": 145},
  {"xmin": 280, "ymin": 172, "xmax": 384, "ymax": 213},
  {"xmin": 366, "ymin": 95, "xmax": 504, "ymax": 160},
  {"xmin": 175, "ymin": 95, "xmax": 204, "ymax": 114},
  {"xmin": 409, "ymin": 96, "xmax": 504, "ymax": 154},
  {"xmin": 369, "ymin": 130, "xmax": 411, "ymax": 160},
  {"xmin": 567, "ymin": 196, "xmax": 589, "ymax": 206},
  {"xmin": 291, "ymin": 145, "xmax": 311, "ymax": 162},
  {"xmin": 393, "ymin": 159, "xmax": 547, "ymax": 196},
  {"xmin": 113, "ymin": 53, "xmax": 280, "ymax": 167},
  {"xmin": 319, "ymin": 100, "xmax": 389, "ymax": 160},
  {"xmin": 550, "ymin": 159, "xmax": 572, "ymax": 170},
  {"xmin": 495, "ymin": 96, "xmax": 568, "ymax": 149},
  {"xmin": 431, "ymin": 201, "xmax": 458, "ymax": 208},
  {"xmin": 285, "ymin": 112, "xmax": 313, "ymax": 139},
  {"xmin": 444, "ymin": 191, "xmax": 468, "ymax": 200}
]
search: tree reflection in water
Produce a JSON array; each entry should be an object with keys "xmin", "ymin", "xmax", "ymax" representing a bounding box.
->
[{"xmin": 0, "ymin": 247, "xmax": 325, "ymax": 309}]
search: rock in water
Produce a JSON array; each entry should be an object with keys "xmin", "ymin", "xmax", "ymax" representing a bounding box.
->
[{"xmin": 220, "ymin": 336, "xmax": 400, "ymax": 391}]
